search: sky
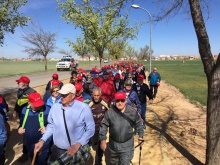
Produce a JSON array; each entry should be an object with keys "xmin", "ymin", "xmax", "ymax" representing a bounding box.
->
[{"xmin": 0, "ymin": 0, "xmax": 220, "ymax": 59}]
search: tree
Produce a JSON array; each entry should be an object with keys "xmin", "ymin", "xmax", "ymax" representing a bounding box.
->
[
  {"xmin": 57, "ymin": 0, "xmax": 139, "ymax": 66},
  {"xmin": 68, "ymin": 35, "xmax": 91, "ymax": 61},
  {"xmin": 125, "ymin": 43, "xmax": 137, "ymax": 60},
  {"xmin": 107, "ymin": 39, "xmax": 126, "ymax": 61},
  {"xmin": 138, "ymin": 45, "xmax": 150, "ymax": 60},
  {"xmin": 0, "ymin": 0, "xmax": 30, "ymax": 46},
  {"xmin": 143, "ymin": 0, "xmax": 219, "ymax": 164},
  {"xmin": 21, "ymin": 23, "xmax": 57, "ymax": 71}
]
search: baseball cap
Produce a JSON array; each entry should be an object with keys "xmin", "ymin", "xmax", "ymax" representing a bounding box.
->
[
  {"xmin": 52, "ymin": 73, "xmax": 58, "ymax": 79},
  {"xmin": 137, "ymin": 74, "xmax": 145, "ymax": 80},
  {"xmin": 115, "ymin": 92, "xmax": 126, "ymax": 100},
  {"xmin": 75, "ymin": 83, "xmax": 83, "ymax": 91},
  {"xmin": 28, "ymin": 92, "xmax": 44, "ymax": 108},
  {"xmin": 58, "ymin": 83, "xmax": 76, "ymax": 94},
  {"xmin": 16, "ymin": 76, "xmax": 30, "ymax": 84},
  {"xmin": 124, "ymin": 79, "xmax": 133, "ymax": 85},
  {"xmin": 78, "ymin": 68, "xmax": 83, "ymax": 72}
]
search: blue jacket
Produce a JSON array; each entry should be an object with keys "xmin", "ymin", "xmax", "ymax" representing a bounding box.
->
[
  {"xmin": 0, "ymin": 114, "xmax": 7, "ymax": 155},
  {"xmin": 148, "ymin": 72, "xmax": 161, "ymax": 86},
  {"xmin": 46, "ymin": 95, "xmax": 61, "ymax": 108},
  {"xmin": 83, "ymin": 92, "xmax": 92, "ymax": 104},
  {"xmin": 120, "ymin": 89, "xmax": 142, "ymax": 114}
]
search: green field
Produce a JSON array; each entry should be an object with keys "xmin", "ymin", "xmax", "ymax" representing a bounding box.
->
[
  {"xmin": 0, "ymin": 61, "xmax": 100, "ymax": 77},
  {"xmin": 143, "ymin": 60, "xmax": 207, "ymax": 106}
]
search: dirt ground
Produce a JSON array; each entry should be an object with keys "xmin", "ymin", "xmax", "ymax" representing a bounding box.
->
[{"xmin": 3, "ymin": 77, "xmax": 206, "ymax": 165}]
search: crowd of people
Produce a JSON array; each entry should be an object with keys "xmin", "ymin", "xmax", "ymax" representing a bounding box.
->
[{"xmin": 0, "ymin": 61, "xmax": 161, "ymax": 165}]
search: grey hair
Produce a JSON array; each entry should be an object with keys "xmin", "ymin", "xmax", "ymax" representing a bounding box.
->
[{"xmin": 92, "ymin": 87, "xmax": 102, "ymax": 95}]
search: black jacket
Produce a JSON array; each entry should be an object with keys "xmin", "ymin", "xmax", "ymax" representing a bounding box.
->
[{"xmin": 132, "ymin": 83, "xmax": 153, "ymax": 104}]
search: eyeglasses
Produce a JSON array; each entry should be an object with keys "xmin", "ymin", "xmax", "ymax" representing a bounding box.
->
[
  {"xmin": 128, "ymin": 77, "xmax": 132, "ymax": 78},
  {"xmin": 61, "ymin": 93, "xmax": 69, "ymax": 98},
  {"xmin": 116, "ymin": 99, "xmax": 126, "ymax": 103},
  {"xmin": 53, "ymin": 90, "xmax": 59, "ymax": 93}
]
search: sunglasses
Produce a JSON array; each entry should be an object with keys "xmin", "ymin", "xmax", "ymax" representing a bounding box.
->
[
  {"xmin": 53, "ymin": 90, "xmax": 59, "ymax": 93},
  {"xmin": 128, "ymin": 77, "xmax": 132, "ymax": 78},
  {"xmin": 116, "ymin": 99, "xmax": 126, "ymax": 103},
  {"xmin": 61, "ymin": 93, "xmax": 69, "ymax": 98}
]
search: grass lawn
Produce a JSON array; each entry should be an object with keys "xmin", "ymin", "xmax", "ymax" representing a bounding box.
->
[
  {"xmin": 0, "ymin": 61, "xmax": 100, "ymax": 78},
  {"xmin": 143, "ymin": 60, "xmax": 207, "ymax": 106}
]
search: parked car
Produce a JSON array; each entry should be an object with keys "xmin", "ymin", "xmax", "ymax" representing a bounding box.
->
[{"xmin": 103, "ymin": 58, "xmax": 109, "ymax": 63}]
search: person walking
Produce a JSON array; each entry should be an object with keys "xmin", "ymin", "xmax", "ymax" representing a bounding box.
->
[
  {"xmin": 99, "ymin": 92, "xmax": 144, "ymax": 165},
  {"xmin": 34, "ymin": 84, "xmax": 95, "ymax": 165},
  {"xmin": 45, "ymin": 73, "xmax": 63, "ymax": 91},
  {"xmin": 0, "ymin": 111, "xmax": 7, "ymax": 165},
  {"xmin": 45, "ymin": 86, "xmax": 61, "ymax": 108},
  {"xmin": 18, "ymin": 92, "xmax": 51, "ymax": 165},
  {"xmin": 132, "ymin": 74, "xmax": 153, "ymax": 123},
  {"xmin": 13, "ymin": 76, "xmax": 36, "ymax": 162},
  {"xmin": 148, "ymin": 68, "xmax": 161, "ymax": 98},
  {"xmin": 89, "ymin": 87, "xmax": 109, "ymax": 165}
]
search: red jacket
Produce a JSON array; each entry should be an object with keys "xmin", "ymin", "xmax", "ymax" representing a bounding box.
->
[
  {"xmin": 100, "ymin": 79, "xmax": 116, "ymax": 103},
  {"xmin": 93, "ymin": 77, "xmax": 103, "ymax": 87}
]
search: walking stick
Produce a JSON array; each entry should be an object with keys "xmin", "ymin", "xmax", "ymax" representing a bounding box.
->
[
  {"xmin": 31, "ymin": 151, "xmax": 37, "ymax": 165},
  {"xmin": 139, "ymin": 146, "xmax": 142, "ymax": 165}
]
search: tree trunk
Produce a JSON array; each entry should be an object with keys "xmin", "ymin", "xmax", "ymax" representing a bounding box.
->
[
  {"xmin": 99, "ymin": 51, "xmax": 103, "ymax": 68},
  {"xmin": 44, "ymin": 55, "xmax": 47, "ymax": 71},
  {"xmin": 188, "ymin": 0, "xmax": 220, "ymax": 164}
]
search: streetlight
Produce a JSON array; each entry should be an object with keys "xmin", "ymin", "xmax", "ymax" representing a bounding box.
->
[{"xmin": 131, "ymin": 4, "xmax": 152, "ymax": 73}]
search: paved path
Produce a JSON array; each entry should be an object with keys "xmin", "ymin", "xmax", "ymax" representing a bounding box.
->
[{"xmin": 0, "ymin": 71, "xmax": 71, "ymax": 95}]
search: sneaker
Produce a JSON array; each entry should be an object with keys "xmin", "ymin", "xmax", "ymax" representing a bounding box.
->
[{"xmin": 17, "ymin": 153, "xmax": 29, "ymax": 162}]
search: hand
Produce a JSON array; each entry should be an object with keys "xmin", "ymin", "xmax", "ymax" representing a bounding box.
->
[
  {"xmin": 18, "ymin": 127, "xmax": 25, "ymax": 134},
  {"xmin": 100, "ymin": 140, "xmax": 107, "ymax": 151},
  {"xmin": 13, "ymin": 111, "xmax": 17, "ymax": 119},
  {"xmin": 67, "ymin": 142, "xmax": 81, "ymax": 156},
  {"xmin": 38, "ymin": 126, "xmax": 46, "ymax": 134},
  {"xmin": 138, "ymin": 137, "xmax": 144, "ymax": 147},
  {"xmin": 34, "ymin": 140, "xmax": 45, "ymax": 153},
  {"xmin": 149, "ymin": 99, "xmax": 153, "ymax": 104}
]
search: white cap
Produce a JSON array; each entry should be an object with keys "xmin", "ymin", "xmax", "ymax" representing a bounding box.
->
[{"xmin": 58, "ymin": 83, "xmax": 76, "ymax": 94}]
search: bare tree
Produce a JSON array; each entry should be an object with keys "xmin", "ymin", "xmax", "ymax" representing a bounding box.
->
[{"xmin": 21, "ymin": 22, "xmax": 57, "ymax": 71}]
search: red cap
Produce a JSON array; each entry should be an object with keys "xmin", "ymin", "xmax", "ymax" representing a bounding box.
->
[
  {"xmin": 115, "ymin": 73, "xmax": 120, "ymax": 79},
  {"xmin": 52, "ymin": 73, "xmax": 58, "ymax": 79},
  {"xmin": 91, "ymin": 68, "xmax": 96, "ymax": 72},
  {"xmin": 82, "ymin": 70, "xmax": 87, "ymax": 75},
  {"xmin": 109, "ymin": 71, "xmax": 113, "ymax": 75},
  {"xmin": 75, "ymin": 83, "xmax": 83, "ymax": 91},
  {"xmin": 77, "ymin": 75, "xmax": 83, "ymax": 81},
  {"xmin": 28, "ymin": 92, "xmax": 44, "ymax": 108},
  {"xmin": 16, "ymin": 76, "xmax": 30, "ymax": 84},
  {"xmin": 132, "ymin": 68, "xmax": 136, "ymax": 72},
  {"xmin": 78, "ymin": 68, "xmax": 83, "ymax": 72},
  {"xmin": 137, "ymin": 74, "xmax": 145, "ymax": 80},
  {"xmin": 115, "ymin": 92, "xmax": 126, "ymax": 100},
  {"xmin": 51, "ymin": 80, "xmax": 60, "ymax": 86}
]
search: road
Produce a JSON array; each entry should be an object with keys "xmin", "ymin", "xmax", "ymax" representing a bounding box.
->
[{"xmin": 0, "ymin": 71, "xmax": 72, "ymax": 95}]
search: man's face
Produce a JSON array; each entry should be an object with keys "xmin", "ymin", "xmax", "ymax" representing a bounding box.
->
[
  {"xmin": 125, "ymin": 85, "xmax": 132, "ymax": 91},
  {"xmin": 92, "ymin": 90, "xmax": 101, "ymax": 102},
  {"xmin": 18, "ymin": 82, "xmax": 26, "ymax": 89},
  {"xmin": 30, "ymin": 104, "xmax": 42, "ymax": 112},
  {"xmin": 103, "ymin": 74, "xmax": 108, "ymax": 80},
  {"xmin": 115, "ymin": 99, "xmax": 126, "ymax": 111},
  {"xmin": 61, "ymin": 93, "xmax": 75, "ymax": 107},
  {"xmin": 137, "ymin": 67, "xmax": 141, "ymax": 73},
  {"xmin": 153, "ymin": 68, "xmax": 157, "ymax": 73},
  {"xmin": 95, "ymin": 73, "xmax": 99, "ymax": 78},
  {"xmin": 137, "ymin": 79, "xmax": 143, "ymax": 85}
]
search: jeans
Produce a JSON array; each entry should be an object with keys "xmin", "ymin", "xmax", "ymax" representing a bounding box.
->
[{"xmin": 140, "ymin": 103, "xmax": 147, "ymax": 121}]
